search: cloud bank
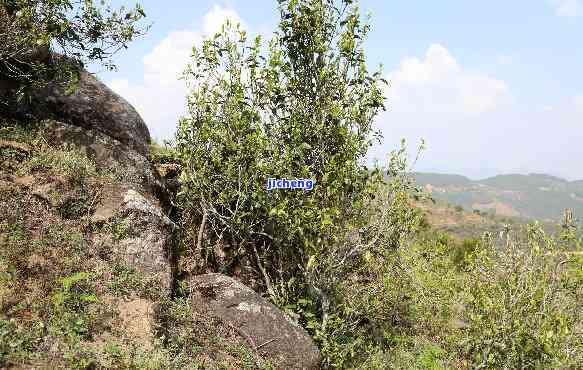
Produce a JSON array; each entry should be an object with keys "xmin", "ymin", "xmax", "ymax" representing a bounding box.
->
[
  {"xmin": 551, "ymin": 0, "xmax": 583, "ymax": 17},
  {"xmin": 107, "ymin": 5, "xmax": 243, "ymax": 141},
  {"xmin": 386, "ymin": 44, "xmax": 511, "ymax": 115},
  {"xmin": 372, "ymin": 44, "xmax": 583, "ymax": 180}
]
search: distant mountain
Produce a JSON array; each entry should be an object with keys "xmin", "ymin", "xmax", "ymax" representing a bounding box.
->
[{"xmin": 413, "ymin": 172, "xmax": 583, "ymax": 222}]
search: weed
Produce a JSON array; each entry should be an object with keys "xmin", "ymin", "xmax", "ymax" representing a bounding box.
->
[
  {"xmin": 225, "ymin": 342, "xmax": 259, "ymax": 369},
  {"xmin": 0, "ymin": 120, "xmax": 36, "ymax": 143},
  {"xmin": 110, "ymin": 217, "xmax": 130, "ymax": 241},
  {"xmin": 56, "ymin": 187, "xmax": 92, "ymax": 219},
  {"xmin": 103, "ymin": 341, "xmax": 123, "ymax": 358},
  {"xmin": 108, "ymin": 263, "xmax": 145, "ymax": 298},
  {"xmin": 0, "ymin": 320, "xmax": 47, "ymax": 367},
  {"xmin": 3, "ymin": 222, "xmax": 26, "ymax": 244},
  {"xmin": 63, "ymin": 344, "xmax": 97, "ymax": 370},
  {"xmin": 20, "ymin": 143, "xmax": 98, "ymax": 179},
  {"xmin": 149, "ymin": 141, "xmax": 179, "ymax": 164},
  {"xmin": 51, "ymin": 272, "xmax": 98, "ymax": 340}
]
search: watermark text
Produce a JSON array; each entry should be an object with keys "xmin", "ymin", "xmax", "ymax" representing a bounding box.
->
[{"xmin": 266, "ymin": 178, "xmax": 315, "ymax": 190}]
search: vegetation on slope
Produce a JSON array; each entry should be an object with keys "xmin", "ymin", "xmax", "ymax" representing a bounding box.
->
[
  {"xmin": 415, "ymin": 172, "xmax": 583, "ymax": 221},
  {"xmin": 0, "ymin": 119, "xmax": 274, "ymax": 369},
  {"xmin": 1, "ymin": 0, "xmax": 582, "ymax": 369}
]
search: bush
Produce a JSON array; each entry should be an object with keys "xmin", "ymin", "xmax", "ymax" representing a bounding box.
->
[
  {"xmin": 177, "ymin": 0, "xmax": 385, "ymax": 314},
  {"xmin": 0, "ymin": 0, "xmax": 148, "ymax": 104},
  {"xmin": 456, "ymin": 224, "xmax": 583, "ymax": 368},
  {"xmin": 396, "ymin": 224, "xmax": 583, "ymax": 369},
  {"xmin": 174, "ymin": 2, "xmax": 434, "ymax": 366},
  {"xmin": 451, "ymin": 237, "xmax": 481, "ymax": 270},
  {"xmin": 304, "ymin": 150, "xmax": 426, "ymax": 367}
]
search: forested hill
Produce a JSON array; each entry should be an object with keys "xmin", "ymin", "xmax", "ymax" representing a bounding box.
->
[{"xmin": 413, "ymin": 172, "xmax": 583, "ymax": 221}]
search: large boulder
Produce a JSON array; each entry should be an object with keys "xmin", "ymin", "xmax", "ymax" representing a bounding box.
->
[
  {"xmin": 40, "ymin": 119, "xmax": 174, "ymax": 294},
  {"xmin": 29, "ymin": 70, "xmax": 151, "ymax": 156},
  {"xmin": 40, "ymin": 119, "xmax": 160, "ymax": 193},
  {"xmin": 190, "ymin": 273, "xmax": 321, "ymax": 369},
  {"xmin": 91, "ymin": 186, "xmax": 175, "ymax": 294}
]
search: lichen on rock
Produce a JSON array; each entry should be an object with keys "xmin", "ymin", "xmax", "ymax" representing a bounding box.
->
[{"xmin": 190, "ymin": 273, "xmax": 322, "ymax": 370}]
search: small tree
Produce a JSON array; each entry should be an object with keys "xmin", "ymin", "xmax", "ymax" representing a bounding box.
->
[
  {"xmin": 0, "ymin": 0, "xmax": 148, "ymax": 103},
  {"xmin": 177, "ymin": 0, "xmax": 387, "ymax": 310}
]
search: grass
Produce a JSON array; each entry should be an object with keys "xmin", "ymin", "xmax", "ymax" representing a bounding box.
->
[
  {"xmin": 149, "ymin": 141, "xmax": 179, "ymax": 164},
  {"xmin": 107, "ymin": 262, "xmax": 166, "ymax": 301},
  {"xmin": 1, "ymin": 118, "xmax": 275, "ymax": 369},
  {"xmin": 19, "ymin": 142, "xmax": 98, "ymax": 179},
  {"xmin": 110, "ymin": 216, "xmax": 130, "ymax": 241}
]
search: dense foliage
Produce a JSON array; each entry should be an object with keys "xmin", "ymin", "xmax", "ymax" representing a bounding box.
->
[
  {"xmin": 0, "ymin": 0, "xmax": 148, "ymax": 102},
  {"xmin": 177, "ymin": 0, "xmax": 385, "ymax": 313},
  {"xmin": 365, "ymin": 223, "xmax": 583, "ymax": 369},
  {"xmin": 174, "ymin": 0, "xmax": 429, "ymax": 366}
]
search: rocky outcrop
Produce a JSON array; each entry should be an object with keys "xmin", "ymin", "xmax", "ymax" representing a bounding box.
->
[
  {"xmin": 0, "ymin": 63, "xmax": 149, "ymax": 156},
  {"xmin": 41, "ymin": 119, "xmax": 160, "ymax": 192},
  {"xmin": 190, "ymin": 273, "xmax": 322, "ymax": 369},
  {"xmin": 39, "ymin": 119, "xmax": 174, "ymax": 294},
  {"xmin": 28, "ymin": 70, "xmax": 151, "ymax": 155}
]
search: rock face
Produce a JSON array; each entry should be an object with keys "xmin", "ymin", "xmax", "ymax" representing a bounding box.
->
[
  {"xmin": 41, "ymin": 119, "xmax": 160, "ymax": 191},
  {"xmin": 41, "ymin": 119, "xmax": 174, "ymax": 294},
  {"xmin": 29, "ymin": 70, "xmax": 151, "ymax": 156},
  {"xmin": 0, "ymin": 113, "xmax": 175, "ymax": 363},
  {"xmin": 190, "ymin": 273, "xmax": 322, "ymax": 369}
]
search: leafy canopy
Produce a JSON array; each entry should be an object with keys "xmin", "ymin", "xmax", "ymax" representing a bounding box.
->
[
  {"xmin": 177, "ymin": 0, "xmax": 386, "ymax": 304},
  {"xmin": 0, "ymin": 0, "xmax": 148, "ymax": 100}
]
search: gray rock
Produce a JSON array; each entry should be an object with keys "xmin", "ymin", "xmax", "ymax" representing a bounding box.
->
[
  {"xmin": 32, "ymin": 182, "xmax": 61, "ymax": 208},
  {"xmin": 38, "ymin": 120, "xmax": 174, "ymax": 295},
  {"xmin": 190, "ymin": 273, "xmax": 321, "ymax": 370},
  {"xmin": 40, "ymin": 119, "xmax": 161, "ymax": 193},
  {"xmin": 31, "ymin": 70, "xmax": 151, "ymax": 155},
  {"xmin": 114, "ymin": 189, "xmax": 175, "ymax": 293}
]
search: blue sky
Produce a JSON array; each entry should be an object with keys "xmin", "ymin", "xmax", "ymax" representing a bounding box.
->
[{"xmin": 98, "ymin": 0, "xmax": 583, "ymax": 180}]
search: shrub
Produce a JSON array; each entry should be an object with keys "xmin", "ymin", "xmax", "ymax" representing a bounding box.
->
[
  {"xmin": 398, "ymin": 224, "xmax": 583, "ymax": 369},
  {"xmin": 177, "ymin": 0, "xmax": 385, "ymax": 312},
  {"xmin": 451, "ymin": 237, "xmax": 481, "ymax": 270},
  {"xmin": 50, "ymin": 272, "xmax": 98, "ymax": 339},
  {"xmin": 455, "ymin": 224, "xmax": 583, "ymax": 368},
  {"xmin": 174, "ymin": 2, "xmax": 434, "ymax": 366},
  {"xmin": 0, "ymin": 0, "xmax": 148, "ymax": 104}
]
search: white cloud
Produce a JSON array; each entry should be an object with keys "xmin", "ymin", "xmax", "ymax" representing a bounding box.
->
[
  {"xmin": 386, "ymin": 44, "xmax": 511, "ymax": 115},
  {"xmin": 542, "ymin": 105, "xmax": 554, "ymax": 112},
  {"xmin": 496, "ymin": 55, "xmax": 514, "ymax": 66},
  {"xmin": 142, "ymin": 30, "xmax": 202, "ymax": 87},
  {"xmin": 202, "ymin": 5, "xmax": 243, "ymax": 35},
  {"xmin": 551, "ymin": 0, "xmax": 583, "ymax": 17},
  {"xmin": 575, "ymin": 95, "xmax": 583, "ymax": 112},
  {"xmin": 106, "ymin": 5, "xmax": 244, "ymax": 141},
  {"xmin": 372, "ymin": 53, "xmax": 583, "ymax": 179}
]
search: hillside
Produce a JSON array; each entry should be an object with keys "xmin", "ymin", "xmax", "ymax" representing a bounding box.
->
[
  {"xmin": 2, "ymin": 1, "xmax": 583, "ymax": 367},
  {"xmin": 0, "ymin": 69, "xmax": 319, "ymax": 369},
  {"xmin": 414, "ymin": 172, "xmax": 583, "ymax": 222},
  {"xmin": 414, "ymin": 197, "xmax": 570, "ymax": 244}
]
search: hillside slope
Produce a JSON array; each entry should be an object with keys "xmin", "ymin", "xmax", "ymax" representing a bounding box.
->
[
  {"xmin": 0, "ymin": 68, "xmax": 320, "ymax": 368},
  {"xmin": 414, "ymin": 172, "xmax": 583, "ymax": 222}
]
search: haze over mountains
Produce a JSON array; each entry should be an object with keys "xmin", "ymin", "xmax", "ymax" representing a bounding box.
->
[{"xmin": 413, "ymin": 172, "xmax": 583, "ymax": 221}]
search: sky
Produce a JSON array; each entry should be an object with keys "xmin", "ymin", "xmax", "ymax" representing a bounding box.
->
[{"xmin": 97, "ymin": 0, "xmax": 583, "ymax": 180}]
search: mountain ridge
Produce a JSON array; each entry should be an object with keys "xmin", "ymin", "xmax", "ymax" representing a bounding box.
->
[{"xmin": 413, "ymin": 172, "xmax": 583, "ymax": 221}]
